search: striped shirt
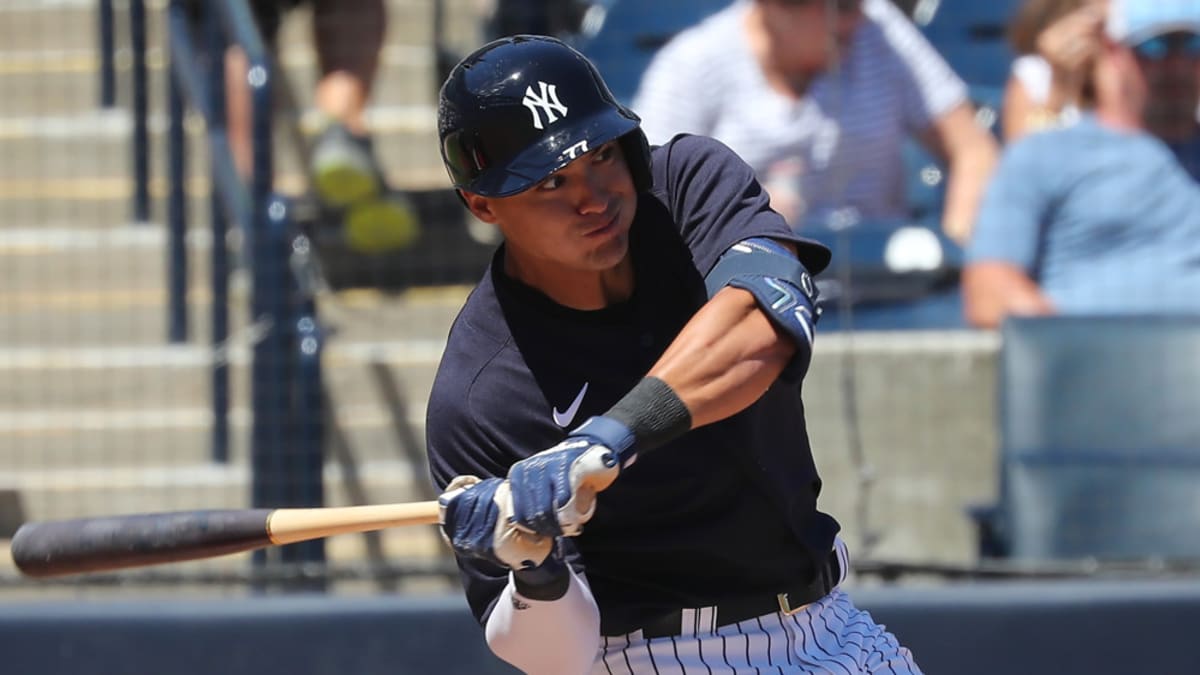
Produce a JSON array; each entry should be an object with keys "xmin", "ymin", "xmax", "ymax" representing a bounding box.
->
[{"xmin": 632, "ymin": 0, "xmax": 967, "ymax": 226}]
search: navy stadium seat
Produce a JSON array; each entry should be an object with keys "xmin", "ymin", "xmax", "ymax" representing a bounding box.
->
[
  {"xmin": 913, "ymin": 0, "xmax": 1022, "ymax": 89},
  {"xmin": 797, "ymin": 217, "xmax": 967, "ymax": 330},
  {"xmin": 576, "ymin": 0, "xmax": 733, "ymax": 105},
  {"xmin": 973, "ymin": 316, "xmax": 1200, "ymax": 561}
]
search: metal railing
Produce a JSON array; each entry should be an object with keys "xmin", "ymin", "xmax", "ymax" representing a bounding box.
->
[{"xmin": 105, "ymin": 0, "xmax": 329, "ymax": 587}]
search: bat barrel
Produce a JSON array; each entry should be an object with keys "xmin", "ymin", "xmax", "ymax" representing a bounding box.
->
[{"xmin": 11, "ymin": 510, "xmax": 274, "ymax": 578}]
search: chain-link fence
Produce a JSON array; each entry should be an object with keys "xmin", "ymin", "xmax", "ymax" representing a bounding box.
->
[{"xmin": 2, "ymin": 0, "xmax": 1197, "ymax": 598}]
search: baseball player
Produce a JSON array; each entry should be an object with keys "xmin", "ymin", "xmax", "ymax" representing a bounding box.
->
[{"xmin": 427, "ymin": 35, "xmax": 921, "ymax": 674}]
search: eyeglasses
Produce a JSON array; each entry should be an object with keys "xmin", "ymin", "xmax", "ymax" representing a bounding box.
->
[{"xmin": 1133, "ymin": 32, "xmax": 1200, "ymax": 61}]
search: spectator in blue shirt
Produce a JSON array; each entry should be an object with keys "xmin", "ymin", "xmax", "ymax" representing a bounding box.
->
[{"xmin": 964, "ymin": 0, "xmax": 1200, "ymax": 328}]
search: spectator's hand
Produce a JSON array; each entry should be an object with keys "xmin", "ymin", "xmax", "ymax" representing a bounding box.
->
[
  {"xmin": 1036, "ymin": 2, "xmax": 1106, "ymax": 105},
  {"xmin": 438, "ymin": 475, "xmax": 554, "ymax": 570},
  {"xmin": 506, "ymin": 416, "xmax": 636, "ymax": 537}
]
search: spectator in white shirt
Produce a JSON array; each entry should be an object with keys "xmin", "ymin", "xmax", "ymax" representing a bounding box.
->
[
  {"xmin": 1001, "ymin": 0, "xmax": 1104, "ymax": 141},
  {"xmin": 632, "ymin": 0, "xmax": 998, "ymax": 243}
]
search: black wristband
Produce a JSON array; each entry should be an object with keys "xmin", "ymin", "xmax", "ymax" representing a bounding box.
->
[
  {"xmin": 512, "ymin": 564, "xmax": 571, "ymax": 601},
  {"xmin": 605, "ymin": 376, "xmax": 692, "ymax": 452}
]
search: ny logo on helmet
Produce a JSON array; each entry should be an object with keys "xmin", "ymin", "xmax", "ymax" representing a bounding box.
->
[{"xmin": 523, "ymin": 81, "xmax": 568, "ymax": 130}]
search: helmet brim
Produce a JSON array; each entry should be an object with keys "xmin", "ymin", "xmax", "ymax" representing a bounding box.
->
[{"xmin": 466, "ymin": 107, "xmax": 642, "ymax": 198}]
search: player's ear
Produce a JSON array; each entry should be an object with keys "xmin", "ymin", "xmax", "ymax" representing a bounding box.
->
[{"xmin": 461, "ymin": 190, "xmax": 500, "ymax": 225}]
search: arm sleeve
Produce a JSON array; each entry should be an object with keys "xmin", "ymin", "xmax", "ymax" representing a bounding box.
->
[
  {"xmin": 965, "ymin": 139, "xmax": 1050, "ymax": 270},
  {"xmin": 485, "ymin": 566, "xmax": 601, "ymax": 675},
  {"xmin": 632, "ymin": 33, "xmax": 717, "ymax": 146},
  {"xmin": 863, "ymin": 0, "xmax": 968, "ymax": 132}
]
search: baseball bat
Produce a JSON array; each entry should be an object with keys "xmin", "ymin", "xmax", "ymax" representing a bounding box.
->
[{"xmin": 10, "ymin": 501, "xmax": 440, "ymax": 578}]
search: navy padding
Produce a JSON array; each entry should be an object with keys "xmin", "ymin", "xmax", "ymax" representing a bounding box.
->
[{"xmin": 704, "ymin": 243, "xmax": 810, "ymax": 298}]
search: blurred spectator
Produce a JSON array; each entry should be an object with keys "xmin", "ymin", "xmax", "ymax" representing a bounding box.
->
[
  {"xmin": 631, "ymin": 0, "xmax": 998, "ymax": 243},
  {"xmin": 963, "ymin": 0, "xmax": 1200, "ymax": 328},
  {"xmin": 1002, "ymin": 0, "xmax": 1104, "ymax": 141},
  {"xmin": 223, "ymin": 0, "xmax": 418, "ymax": 251}
]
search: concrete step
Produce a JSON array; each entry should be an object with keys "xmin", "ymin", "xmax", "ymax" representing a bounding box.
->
[
  {"xmin": 0, "ymin": 108, "xmax": 443, "ymax": 185},
  {"xmin": 0, "ymin": 185, "xmax": 216, "ymax": 232},
  {"xmin": 0, "ymin": 344, "xmax": 444, "ymax": 411},
  {"xmin": 0, "ymin": 2, "xmax": 98, "ymax": 54},
  {"xmin": 0, "ymin": 0, "xmax": 482, "ymax": 54},
  {"xmin": 0, "ymin": 402, "xmax": 435, "ymax": 470},
  {"xmin": 0, "ymin": 226, "xmax": 212, "ymax": 292},
  {"xmin": 0, "ymin": 238, "xmax": 471, "ymax": 346},
  {"xmin": 0, "ymin": 49, "xmax": 438, "ymax": 117},
  {"xmin": 5, "ymin": 458, "xmax": 436, "ymax": 524}
]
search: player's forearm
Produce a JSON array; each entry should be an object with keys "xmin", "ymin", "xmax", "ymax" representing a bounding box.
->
[
  {"xmin": 647, "ymin": 287, "xmax": 794, "ymax": 428},
  {"xmin": 485, "ymin": 567, "xmax": 601, "ymax": 675}
]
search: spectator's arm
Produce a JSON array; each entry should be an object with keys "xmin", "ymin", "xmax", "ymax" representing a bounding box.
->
[
  {"xmin": 962, "ymin": 135, "xmax": 1056, "ymax": 329},
  {"xmin": 868, "ymin": 0, "xmax": 996, "ymax": 242},
  {"xmin": 962, "ymin": 261, "xmax": 1055, "ymax": 329},
  {"xmin": 1002, "ymin": 73, "xmax": 1042, "ymax": 142},
  {"xmin": 918, "ymin": 103, "xmax": 999, "ymax": 245}
]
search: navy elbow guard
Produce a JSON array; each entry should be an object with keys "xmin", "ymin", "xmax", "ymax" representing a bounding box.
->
[{"xmin": 705, "ymin": 237, "xmax": 821, "ymax": 381}]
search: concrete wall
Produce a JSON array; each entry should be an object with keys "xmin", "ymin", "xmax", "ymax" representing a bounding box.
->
[
  {"xmin": 5, "ymin": 581, "xmax": 1199, "ymax": 675},
  {"xmin": 804, "ymin": 331, "xmax": 1001, "ymax": 565}
]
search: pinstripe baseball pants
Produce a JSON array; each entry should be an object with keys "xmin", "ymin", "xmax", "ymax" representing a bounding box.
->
[{"xmin": 592, "ymin": 541, "xmax": 921, "ymax": 674}]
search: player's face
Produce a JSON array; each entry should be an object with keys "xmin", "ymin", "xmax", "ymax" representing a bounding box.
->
[
  {"xmin": 759, "ymin": 0, "xmax": 863, "ymax": 74},
  {"xmin": 465, "ymin": 140, "xmax": 637, "ymax": 275}
]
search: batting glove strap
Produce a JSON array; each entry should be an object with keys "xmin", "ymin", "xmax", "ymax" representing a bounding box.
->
[
  {"xmin": 507, "ymin": 416, "xmax": 633, "ymax": 538},
  {"xmin": 569, "ymin": 415, "xmax": 638, "ymax": 467},
  {"xmin": 601, "ymin": 377, "xmax": 691, "ymax": 454}
]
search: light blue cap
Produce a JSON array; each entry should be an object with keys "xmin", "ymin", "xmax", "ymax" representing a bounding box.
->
[{"xmin": 1107, "ymin": 0, "xmax": 1200, "ymax": 44}]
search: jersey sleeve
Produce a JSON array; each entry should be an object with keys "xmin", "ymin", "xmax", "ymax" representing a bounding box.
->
[
  {"xmin": 965, "ymin": 138, "xmax": 1051, "ymax": 271},
  {"xmin": 650, "ymin": 134, "xmax": 831, "ymax": 276},
  {"xmin": 864, "ymin": 0, "xmax": 968, "ymax": 133}
]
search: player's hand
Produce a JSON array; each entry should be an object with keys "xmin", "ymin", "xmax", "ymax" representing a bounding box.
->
[
  {"xmin": 506, "ymin": 416, "xmax": 637, "ymax": 537},
  {"xmin": 437, "ymin": 475, "xmax": 553, "ymax": 571}
]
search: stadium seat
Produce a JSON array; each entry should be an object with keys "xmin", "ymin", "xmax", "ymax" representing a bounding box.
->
[
  {"xmin": 797, "ymin": 217, "xmax": 966, "ymax": 330},
  {"xmin": 913, "ymin": 0, "xmax": 1022, "ymax": 89},
  {"xmin": 972, "ymin": 316, "xmax": 1200, "ymax": 562},
  {"xmin": 576, "ymin": 0, "xmax": 732, "ymax": 105}
]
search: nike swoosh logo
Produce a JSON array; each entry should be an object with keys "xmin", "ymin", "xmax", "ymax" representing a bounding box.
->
[{"xmin": 552, "ymin": 382, "xmax": 589, "ymax": 428}]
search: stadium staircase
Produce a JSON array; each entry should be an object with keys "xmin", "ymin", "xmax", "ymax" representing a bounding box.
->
[{"xmin": 0, "ymin": 0, "xmax": 483, "ymax": 587}]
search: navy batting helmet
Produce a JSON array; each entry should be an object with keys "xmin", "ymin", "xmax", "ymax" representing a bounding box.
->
[{"xmin": 438, "ymin": 35, "xmax": 652, "ymax": 198}]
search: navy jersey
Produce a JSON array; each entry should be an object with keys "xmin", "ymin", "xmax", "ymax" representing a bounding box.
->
[{"xmin": 426, "ymin": 134, "xmax": 840, "ymax": 636}]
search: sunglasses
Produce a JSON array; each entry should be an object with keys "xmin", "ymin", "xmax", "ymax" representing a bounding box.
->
[{"xmin": 1133, "ymin": 32, "xmax": 1200, "ymax": 60}]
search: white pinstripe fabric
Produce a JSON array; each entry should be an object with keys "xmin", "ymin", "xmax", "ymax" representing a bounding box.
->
[
  {"xmin": 591, "ymin": 539, "xmax": 921, "ymax": 674},
  {"xmin": 632, "ymin": 0, "xmax": 966, "ymax": 225}
]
